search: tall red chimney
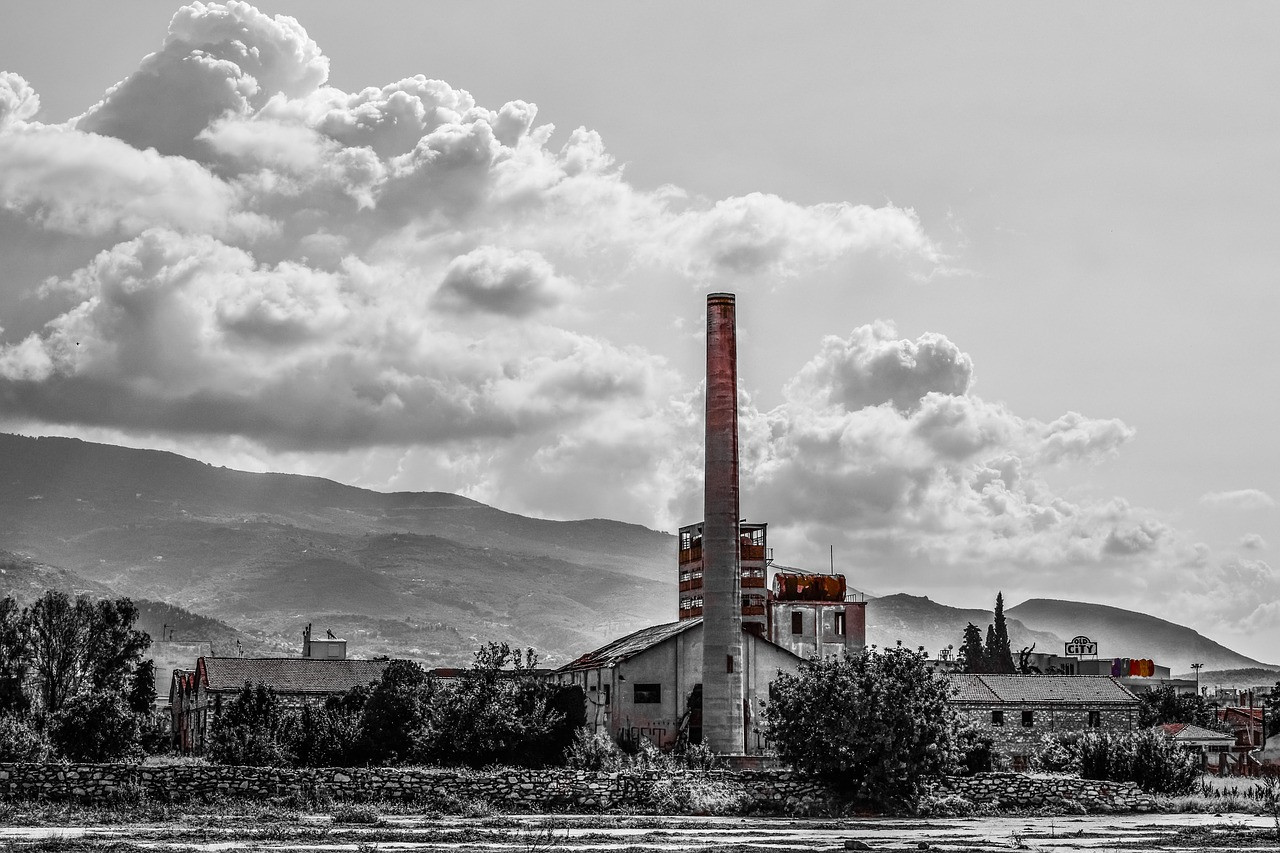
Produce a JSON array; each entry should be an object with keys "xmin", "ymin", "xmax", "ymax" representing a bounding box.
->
[{"xmin": 702, "ymin": 292, "xmax": 745, "ymax": 754}]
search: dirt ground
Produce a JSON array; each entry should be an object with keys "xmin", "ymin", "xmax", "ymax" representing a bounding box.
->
[{"xmin": 2, "ymin": 812, "xmax": 1279, "ymax": 852}]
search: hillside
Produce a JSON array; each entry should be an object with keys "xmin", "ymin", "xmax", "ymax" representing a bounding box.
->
[
  {"xmin": 0, "ymin": 433, "xmax": 675, "ymax": 665},
  {"xmin": 1008, "ymin": 599, "xmax": 1277, "ymax": 675},
  {"xmin": 866, "ymin": 593, "xmax": 1064, "ymax": 657}
]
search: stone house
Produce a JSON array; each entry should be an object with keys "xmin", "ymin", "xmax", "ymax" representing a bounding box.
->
[
  {"xmin": 170, "ymin": 656, "xmax": 390, "ymax": 754},
  {"xmin": 554, "ymin": 617, "xmax": 803, "ymax": 755},
  {"xmin": 948, "ymin": 674, "xmax": 1140, "ymax": 764}
]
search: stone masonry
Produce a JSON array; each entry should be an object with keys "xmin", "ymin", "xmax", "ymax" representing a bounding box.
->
[{"xmin": 0, "ymin": 764, "xmax": 1155, "ymax": 813}]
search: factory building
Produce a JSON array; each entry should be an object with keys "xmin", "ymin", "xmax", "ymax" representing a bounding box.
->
[{"xmin": 558, "ymin": 292, "xmax": 867, "ymax": 756}]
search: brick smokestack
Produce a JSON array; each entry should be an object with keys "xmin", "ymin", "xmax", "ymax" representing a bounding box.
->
[{"xmin": 702, "ymin": 292, "xmax": 745, "ymax": 754}]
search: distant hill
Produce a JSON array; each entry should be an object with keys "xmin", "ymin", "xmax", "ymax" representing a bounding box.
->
[
  {"xmin": 866, "ymin": 593, "xmax": 1064, "ymax": 657},
  {"xmin": 1178, "ymin": 668, "xmax": 1280, "ymax": 687},
  {"xmin": 1007, "ymin": 599, "xmax": 1277, "ymax": 675},
  {"xmin": 0, "ymin": 433, "xmax": 676, "ymax": 665}
]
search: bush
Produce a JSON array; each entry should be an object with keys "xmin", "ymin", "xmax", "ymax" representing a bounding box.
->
[
  {"xmin": 1078, "ymin": 729, "xmax": 1199, "ymax": 795},
  {"xmin": 207, "ymin": 682, "xmax": 294, "ymax": 767},
  {"xmin": 566, "ymin": 728, "xmax": 625, "ymax": 771},
  {"xmin": 0, "ymin": 714, "xmax": 55, "ymax": 762},
  {"xmin": 763, "ymin": 645, "xmax": 961, "ymax": 810},
  {"xmin": 1029, "ymin": 732, "xmax": 1079, "ymax": 773},
  {"xmin": 51, "ymin": 691, "xmax": 141, "ymax": 762}
]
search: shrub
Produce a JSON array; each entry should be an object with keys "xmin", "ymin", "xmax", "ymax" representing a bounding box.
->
[
  {"xmin": 1029, "ymin": 732, "xmax": 1079, "ymax": 773},
  {"xmin": 566, "ymin": 728, "xmax": 625, "ymax": 771},
  {"xmin": 51, "ymin": 691, "xmax": 142, "ymax": 762},
  {"xmin": 0, "ymin": 714, "xmax": 55, "ymax": 762},
  {"xmin": 1078, "ymin": 729, "xmax": 1199, "ymax": 795},
  {"xmin": 206, "ymin": 682, "xmax": 294, "ymax": 767},
  {"xmin": 763, "ymin": 645, "xmax": 961, "ymax": 810}
]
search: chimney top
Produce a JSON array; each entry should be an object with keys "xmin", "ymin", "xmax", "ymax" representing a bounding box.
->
[{"xmin": 707, "ymin": 292, "xmax": 736, "ymax": 303}]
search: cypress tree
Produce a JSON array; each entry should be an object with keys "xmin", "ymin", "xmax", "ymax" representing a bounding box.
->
[{"xmin": 992, "ymin": 592, "xmax": 1015, "ymax": 674}]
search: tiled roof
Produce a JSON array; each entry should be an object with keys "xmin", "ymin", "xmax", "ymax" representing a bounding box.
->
[
  {"xmin": 948, "ymin": 675, "xmax": 1138, "ymax": 705},
  {"xmin": 559, "ymin": 619, "xmax": 703, "ymax": 673},
  {"xmin": 1160, "ymin": 723, "xmax": 1235, "ymax": 743},
  {"xmin": 198, "ymin": 657, "xmax": 391, "ymax": 694}
]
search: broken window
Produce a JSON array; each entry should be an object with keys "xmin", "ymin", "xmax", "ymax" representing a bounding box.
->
[
  {"xmin": 633, "ymin": 683, "xmax": 661, "ymax": 704},
  {"xmin": 1088, "ymin": 710, "xmax": 1101, "ymax": 728},
  {"xmin": 991, "ymin": 710, "xmax": 1004, "ymax": 726},
  {"xmin": 791, "ymin": 612, "xmax": 803, "ymax": 635},
  {"xmin": 1022, "ymin": 710, "xmax": 1035, "ymax": 728}
]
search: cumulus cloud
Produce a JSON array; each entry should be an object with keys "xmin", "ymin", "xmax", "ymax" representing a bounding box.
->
[
  {"xmin": 4, "ymin": 2, "xmax": 1256, "ymax": 638},
  {"xmin": 1242, "ymin": 533, "xmax": 1268, "ymax": 551},
  {"xmin": 434, "ymin": 247, "xmax": 573, "ymax": 316},
  {"xmin": 787, "ymin": 321, "xmax": 973, "ymax": 412},
  {"xmin": 1200, "ymin": 489, "xmax": 1276, "ymax": 510},
  {"xmin": 0, "ymin": 72, "xmax": 40, "ymax": 128}
]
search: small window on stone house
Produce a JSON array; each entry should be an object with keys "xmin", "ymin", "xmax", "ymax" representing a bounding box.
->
[
  {"xmin": 1088, "ymin": 710, "xmax": 1101, "ymax": 728},
  {"xmin": 1022, "ymin": 710, "xmax": 1035, "ymax": 728},
  {"xmin": 991, "ymin": 709, "xmax": 1004, "ymax": 726},
  {"xmin": 791, "ymin": 612, "xmax": 804, "ymax": 635},
  {"xmin": 834, "ymin": 612, "xmax": 846, "ymax": 636}
]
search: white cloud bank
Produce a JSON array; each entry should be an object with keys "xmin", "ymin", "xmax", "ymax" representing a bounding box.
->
[
  {"xmin": 0, "ymin": 2, "xmax": 1272, "ymax": 649},
  {"xmin": 1200, "ymin": 489, "xmax": 1276, "ymax": 511}
]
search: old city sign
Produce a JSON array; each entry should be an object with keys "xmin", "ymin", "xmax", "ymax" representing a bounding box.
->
[{"xmin": 1065, "ymin": 635, "xmax": 1097, "ymax": 656}]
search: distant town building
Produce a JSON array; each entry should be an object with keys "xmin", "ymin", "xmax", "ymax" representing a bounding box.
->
[
  {"xmin": 948, "ymin": 674, "xmax": 1140, "ymax": 766},
  {"xmin": 1157, "ymin": 723, "xmax": 1237, "ymax": 771}
]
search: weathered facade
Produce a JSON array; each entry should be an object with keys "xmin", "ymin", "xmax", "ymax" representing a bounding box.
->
[
  {"xmin": 171, "ymin": 656, "xmax": 390, "ymax": 753},
  {"xmin": 949, "ymin": 674, "xmax": 1140, "ymax": 761},
  {"xmin": 555, "ymin": 617, "xmax": 802, "ymax": 755}
]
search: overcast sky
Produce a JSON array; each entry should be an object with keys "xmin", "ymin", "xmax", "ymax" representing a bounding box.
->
[{"xmin": 1, "ymin": 2, "xmax": 1276, "ymax": 660}]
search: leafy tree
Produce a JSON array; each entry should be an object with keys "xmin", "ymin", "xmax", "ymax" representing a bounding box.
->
[
  {"xmin": 763, "ymin": 645, "xmax": 961, "ymax": 810},
  {"xmin": 416, "ymin": 642, "xmax": 576, "ymax": 768},
  {"xmin": 1137, "ymin": 683, "xmax": 1223, "ymax": 730},
  {"xmin": 0, "ymin": 715, "xmax": 55, "ymax": 762},
  {"xmin": 207, "ymin": 682, "xmax": 293, "ymax": 766},
  {"xmin": 291, "ymin": 685, "xmax": 370, "ymax": 767},
  {"xmin": 21, "ymin": 591, "xmax": 150, "ymax": 714},
  {"xmin": 128, "ymin": 659, "xmax": 157, "ymax": 716},
  {"xmin": 958, "ymin": 623, "xmax": 984, "ymax": 673},
  {"xmin": 51, "ymin": 691, "xmax": 142, "ymax": 762},
  {"xmin": 0, "ymin": 597, "xmax": 30, "ymax": 716},
  {"xmin": 357, "ymin": 659, "xmax": 429, "ymax": 765}
]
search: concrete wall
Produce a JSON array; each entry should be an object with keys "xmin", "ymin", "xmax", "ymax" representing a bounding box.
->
[
  {"xmin": 769, "ymin": 601, "xmax": 866, "ymax": 660},
  {"xmin": 560, "ymin": 625, "xmax": 802, "ymax": 754}
]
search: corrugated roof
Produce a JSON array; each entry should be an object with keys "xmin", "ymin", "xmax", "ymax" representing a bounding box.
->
[
  {"xmin": 948, "ymin": 674, "xmax": 1139, "ymax": 704},
  {"xmin": 198, "ymin": 657, "xmax": 391, "ymax": 694},
  {"xmin": 559, "ymin": 619, "xmax": 702, "ymax": 673}
]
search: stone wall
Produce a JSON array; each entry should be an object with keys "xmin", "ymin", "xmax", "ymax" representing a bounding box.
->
[
  {"xmin": 0, "ymin": 764, "xmax": 829, "ymax": 813},
  {"xmin": 954, "ymin": 704, "xmax": 1138, "ymax": 756},
  {"xmin": 939, "ymin": 772, "xmax": 1157, "ymax": 812},
  {"xmin": 0, "ymin": 764, "xmax": 1156, "ymax": 814}
]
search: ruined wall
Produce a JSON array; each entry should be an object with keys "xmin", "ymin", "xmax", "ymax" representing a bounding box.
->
[
  {"xmin": 940, "ymin": 772, "xmax": 1156, "ymax": 812},
  {"xmin": 0, "ymin": 765, "xmax": 1155, "ymax": 813}
]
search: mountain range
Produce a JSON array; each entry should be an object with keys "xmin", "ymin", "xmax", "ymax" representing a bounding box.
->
[{"xmin": 1, "ymin": 433, "xmax": 1274, "ymax": 676}]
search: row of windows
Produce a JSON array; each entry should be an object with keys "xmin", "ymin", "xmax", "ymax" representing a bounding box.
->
[
  {"xmin": 789, "ymin": 611, "xmax": 847, "ymax": 636},
  {"xmin": 991, "ymin": 709, "xmax": 1103, "ymax": 728}
]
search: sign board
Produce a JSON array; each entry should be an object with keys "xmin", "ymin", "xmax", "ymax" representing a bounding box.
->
[{"xmin": 1065, "ymin": 635, "xmax": 1097, "ymax": 656}]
